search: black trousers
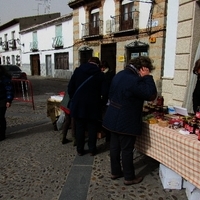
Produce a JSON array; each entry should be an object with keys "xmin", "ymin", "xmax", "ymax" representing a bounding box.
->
[
  {"xmin": 0, "ymin": 106, "xmax": 7, "ymax": 139},
  {"xmin": 110, "ymin": 132, "xmax": 136, "ymax": 181},
  {"xmin": 62, "ymin": 113, "xmax": 71, "ymax": 138},
  {"xmin": 75, "ymin": 118, "xmax": 98, "ymax": 154}
]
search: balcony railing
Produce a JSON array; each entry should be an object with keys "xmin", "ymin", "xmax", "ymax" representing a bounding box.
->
[
  {"xmin": 111, "ymin": 11, "xmax": 139, "ymax": 33},
  {"xmin": 52, "ymin": 36, "xmax": 63, "ymax": 49},
  {"xmin": 2, "ymin": 41, "xmax": 9, "ymax": 51},
  {"xmin": 8, "ymin": 39, "xmax": 17, "ymax": 49},
  {"xmin": 82, "ymin": 20, "xmax": 103, "ymax": 38},
  {"xmin": 30, "ymin": 41, "xmax": 38, "ymax": 51}
]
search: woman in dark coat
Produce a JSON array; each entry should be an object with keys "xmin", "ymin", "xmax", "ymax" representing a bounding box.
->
[
  {"xmin": 68, "ymin": 57, "xmax": 104, "ymax": 156},
  {"xmin": 192, "ymin": 59, "xmax": 200, "ymax": 113},
  {"xmin": 0, "ymin": 66, "xmax": 14, "ymax": 141},
  {"xmin": 102, "ymin": 56, "xmax": 157, "ymax": 185},
  {"xmin": 100, "ymin": 60, "xmax": 115, "ymax": 143}
]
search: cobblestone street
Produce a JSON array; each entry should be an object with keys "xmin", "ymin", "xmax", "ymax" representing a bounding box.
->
[{"xmin": 0, "ymin": 76, "xmax": 187, "ymax": 200}]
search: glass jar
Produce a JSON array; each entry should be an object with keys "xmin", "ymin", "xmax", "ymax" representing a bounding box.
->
[
  {"xmin": 156, "ymin": 96, "xmax": 164, "ymax": 107},
  {"xmin": 189, "ymin": 121, "xmax": 195, "ymax": 134},
  {"xmin": 196, "ymin": 106, "xmax": 200, "ymax": 120},
  {"xmin": 195, "ymin": 123, "xmax": 200, "ymax": 136}
]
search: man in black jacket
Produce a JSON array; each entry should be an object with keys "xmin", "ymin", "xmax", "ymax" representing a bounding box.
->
[
  {"xmin": 68, "ymin": 57, "xmax": 104, "ymax": 156},
  {"xmin": 0, "ymin": 66, "xmax": 14, "ymax": 141}
]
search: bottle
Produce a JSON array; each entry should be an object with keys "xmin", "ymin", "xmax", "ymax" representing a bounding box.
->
[
  {"xmin": 156, "ymin": 96, "xmax": 164, "ymax": 107},
  {"xmin": 195, "ymin": 106, "xmax": 200, "ymax": 120},
  {"xmin": 193, "ymin": 122, "xmax": 197, "ymax": 134},
  {"xmin": 195, "ymin": 123, "xmax": 200, "ymax": 136},
  {"xmin": 189, "ymin": 121, "xmax": 194, "ymax": 134}
]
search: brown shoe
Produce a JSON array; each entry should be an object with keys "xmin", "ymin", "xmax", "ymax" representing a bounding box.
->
[
  {"xmin": 111, "ymin": 173, "xmax": 123, "ymax": 180},
  {"xmin": 124, "ymin": 176, "xmax": 143, "ymax": 185}
]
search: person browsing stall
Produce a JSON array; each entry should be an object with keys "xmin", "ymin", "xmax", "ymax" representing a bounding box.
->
[
  {"xmin": 68, "ymin": 57, "xmax": 104, "ymax": 156},
  {"xmin": 102, "ymin": 56, "xmax": 157, "ymax": 185},
  {"xmin": 100, "ymin": 60, "xmax": 115, "ymax": 144},
  {"xmin": 192, "ymin": 58, "xmax": 200, "ymax": 113}
]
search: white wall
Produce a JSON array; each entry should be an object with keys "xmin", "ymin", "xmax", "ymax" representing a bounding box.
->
[
  {"xmin": 20, "ymin": 15, "xmax": 74, "ymax": 78},
  {"xmin": 79, "ymin": 7, "xmax": 86, "ymax": 38},
  {"xmin": 163, "ymin": 0, "xmax": 179, "ymax": 78},
  {"xmin": 0, "ymin": 23, "xmax": 22, "ymax": 65},
  {"xmin": 139, "ymin": 1, "xmax": 151, "ymax": 29},
  {"xmin": 103, "ymin": 0, "xmax": 115, "ymax": 35}
]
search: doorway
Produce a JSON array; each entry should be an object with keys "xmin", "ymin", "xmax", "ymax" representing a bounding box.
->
[
  {"xmin": 79, "ymin": 46, "xmax": 93, "ymax": 64},
  {"xmin": 30, "ymin": 54, "xmax": 40, "ymax": 75},
  {"xmin": 101, "ymin": 43, "xmax": 116, "ymax": 74},
  {"xmin": 46, "ymin": 55, "xmax": 52, "ymax": 76}
]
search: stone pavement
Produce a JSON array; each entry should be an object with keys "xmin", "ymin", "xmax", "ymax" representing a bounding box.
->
[{"xmin": 0, "ymin": 76, "xmax": 188, "ymax": 200}]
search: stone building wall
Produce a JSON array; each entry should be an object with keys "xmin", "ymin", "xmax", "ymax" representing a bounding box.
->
[
  {"xmin": 70, "ymin": 0, "xmax": 167, "ymax": 93},
  {"xmin": 72, "ymin": 9, "xmax": 80, "ymax": 68},
  {"xmin": 162, "ymin": 0, "xmax": 200, "ymax": 108}
]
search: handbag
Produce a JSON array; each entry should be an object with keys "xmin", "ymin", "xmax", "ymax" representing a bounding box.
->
[
  {"xmin": 56, "ymin": 110, "xmax": 65, "ymax": 130},
  {"xmin": 60, "ymin": 92, "xmax": 70, "ymax": 114}
]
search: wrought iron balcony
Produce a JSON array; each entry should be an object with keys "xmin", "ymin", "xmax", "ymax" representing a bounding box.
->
[
  {"xmin": 30, "ymin": 41, "xmax": 38, "ymax": 51},
  {"xmin": 2, "ymin": 41, "xmax": 9, "ymax": 51},
  {"xmin": 52, "ymin": 36, "xmax": 63, "ymax": 49},
  {"xmin": 111, "ymin": 11, "xmax": 139, "ymax": 33},
  {"xmin": 8, "ymin": 39, "xmax": 17, "ymax": 49},
  {"xmin": 82, "ymin": 20, "xmax": 103, "ymax": 38}
]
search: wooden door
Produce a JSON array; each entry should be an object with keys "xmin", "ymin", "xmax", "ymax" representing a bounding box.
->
[
  {"xmin": 55, "ymin": 53, "xmax": 69, "ymax": 69},
  {"xmin": 30, "ymin": 54, "xmax": 40, "ymax": 75},
  {"xmin": 101, "ymin": 43, "xmax": 116, "ymax": 74},
  {"xmin": 46, "ymin": 55, "xmax": 52, "ymax": 76},
  {"xmin": 121, "ymin": 2, "xmax": 134, "ymax": 31},
  {"xmin": 90, "ymin": 12, "xmax": 99, "ymax": 35},
  {"xmin": 80, "ymin": 50, "xmax": 93, "ymax": 65}
]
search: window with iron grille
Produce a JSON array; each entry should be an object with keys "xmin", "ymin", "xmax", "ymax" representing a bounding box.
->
[
  {"xmin": 89, "ymin": 8, "xmax": 100, "ymax": 35},
  {"xmin": 54, "ymin": 52, "xmax": 69, "ymax": 70},
  {"xmin": 121, "ymin": 0, "xmax": 134, "ymax": 31},
  {"xmin": 52, "ymin": 24, "xmax": 63, "ymax": 48}
]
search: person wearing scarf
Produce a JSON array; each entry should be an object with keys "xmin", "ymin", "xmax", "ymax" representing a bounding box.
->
[{"xmin": 102, "ymin": 56, "xmax": 157, "ymax": 185}]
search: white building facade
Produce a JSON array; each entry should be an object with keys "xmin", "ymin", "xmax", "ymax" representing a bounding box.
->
[
  {"xmin": 20, "ymin": 13, "xmax": 74, "ymax": 79},
  {"xmin": 0, "ymin": 13, "xmax": 61, "ymax": 67},
  {"xmin": 0, "ymin": 23, "xmax": 23, "ymax": 66}
]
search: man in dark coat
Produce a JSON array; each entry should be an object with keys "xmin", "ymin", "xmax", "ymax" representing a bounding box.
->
[
  {"xmin": 100, "ymin": 60, "xmax": 115, "ymax": 144},
  {"xmin": 102, "ymin": 56, "xmax": 157, "ymax": 185},
  {"xmin": 192, "ymin": 59, "xmax": 200, "ymax": 113},
  {"xmin": 68, "ymin": 57, "xmax": 104, "ymax": 156},
  {"xmin": 0, "ymin": 66, "xmax": 14, "ymax": 141}
]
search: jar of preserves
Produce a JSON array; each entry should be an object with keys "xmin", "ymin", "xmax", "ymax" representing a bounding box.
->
[
  {"xmin": 189, "ymin": 121, "xmax": 195, "ymax": 134},
  {"xmin": 156, "ymin": 96, "xmax": 164, "ymax": 107},
  {"xmin": 196, "ymin": 106, "xmax": 200, "ymax": 120},
  {"xmin": 184, "ymin": 119, "xmax": 189, "ymax": 131},
  {"xmin": 195, "ymin": 123, "xmax": 200, "ymax": 136}
]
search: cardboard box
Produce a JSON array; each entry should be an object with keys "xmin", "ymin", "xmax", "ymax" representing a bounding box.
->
[
  {"xmin": 185, "ymin": 181, "xmax": 200, "ymax": 200},
  {"xmin": 182, "ymin": 179, "xmax": 187, "ymax": 189},
  {"xmin": 159, "ymin": 164, "xmax": 182, "ymax": 189}
]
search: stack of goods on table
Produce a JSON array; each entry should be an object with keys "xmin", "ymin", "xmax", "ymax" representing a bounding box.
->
[
  {"xmin": 142, "ymin": 96, "xmax": 200, "ymax": 141},
  {"xmin": 47, "ymin": 91, "xmax": 65, "ymax": 130}
]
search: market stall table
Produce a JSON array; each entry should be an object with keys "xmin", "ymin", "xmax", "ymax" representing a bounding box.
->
[
  {"xmin": 135, "ymin": 122, "xmax": 200, "ymax": 189},
  {"xmin": 47, "ymin": 96, "xmax": 63, "ymax": 124}
]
